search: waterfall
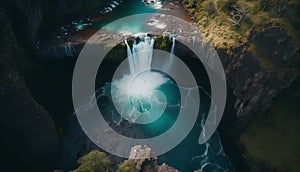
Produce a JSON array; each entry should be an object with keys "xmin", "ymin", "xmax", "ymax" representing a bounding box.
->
[
  {"xmin": 110, "ymin": 36, "xmax": 168, "ymax": 123},
  {"xmin": 43, "ymin": 42, "xmax": 79, "ymax": 59},
  {"xmin": 124, "ymin": 36, "xmax": 155, "ymax": 74},
  {"xmin": 192, "ymin": 35, "xmax": 195, "ymax": 46},
  {"xmin": 170, "ymin": 35, "xmax": 175, "ymax": 62},
  {"xmin": 124, "ymin": 39, "xmax": 134, "ymax": 74},
  {"xmin": 124, "ymin": 35, "xmax": 175, "ymax": 73},
  {"xmin": 64, "ymin": 42, "xmax": 78, "ymax": 57},
  {"xmin": 165, "ymin": 35, "xmax": 175, "ymax": 71}
]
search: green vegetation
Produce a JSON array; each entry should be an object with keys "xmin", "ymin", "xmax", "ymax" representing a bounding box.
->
[
  {"xmin": 155, "ymin": 35, "xmax": 170, "ymax": 50},
  {"xmin": 72, "ymin": 150, "xmax": 113, "ymax": 172},
  {"xmin": 240, "ymin": 88, "xmax": 300, "ymax": 171},
  {"xmin": 159, "ymin": 38, "xmax": 168, "ymax": 49},
  {"xmin": 72, "ymin": 150, "xmax": 137, "ymax": 172},
  {"xmin": 116, "ymin": 160, "xmax": 135, "ymax": 172},
  {"xmin": 183, "ymin": 0, "xmax": 300, "ymax": 48}
]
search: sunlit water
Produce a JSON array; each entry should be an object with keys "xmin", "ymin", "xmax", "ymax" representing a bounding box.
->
[{"xmin": 73, "ymin": 0, "xmax": 158, "ymax": 33}]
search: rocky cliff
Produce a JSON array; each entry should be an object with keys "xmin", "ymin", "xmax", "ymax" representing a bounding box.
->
[
  {"xmin": 0, "ymin": 7, "xmax": 59, "ymax": 171},
  {"xmin": 220, "ymin": 24, "xmax": 299, "ymax": 132},
  {"xmin": 181, "ymin": 0, "xmax": 300, "ymax": 171},
  {"xmin": 0, "ymin": 0, "xmax": 108, "ymax": 171},
  {"xmin": 181, "ymin": 0, "xmax": 299, "ymax": 131},
  {"xmin": 218, "ymin": 25, "xmax": 299, "ymax": 171}
]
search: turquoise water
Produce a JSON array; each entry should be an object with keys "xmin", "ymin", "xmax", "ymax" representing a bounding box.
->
[
  {"xmin": 96, "ymin": 71, "xmax": 234, "ymax": 171},
  {"xmin": 74, "ymin": 0, "xmax": 156, "ymax": 32},
  {"xmin": 94, "ymin": 0, "xmax": 156, "ymax": 28},
  {"xmin": 101, "ymin": 73, "xmax": 180, "ymax": 138}
]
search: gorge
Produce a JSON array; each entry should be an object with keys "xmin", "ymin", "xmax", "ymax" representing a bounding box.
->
[{"xmin": 0, "ymin": 0, "xmax": 299, "ymax": 172}]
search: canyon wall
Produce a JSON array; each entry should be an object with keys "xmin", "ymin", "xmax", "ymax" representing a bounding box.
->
[
  {"xmin": 219, "ymin": 24, "xmax": 299, "ymax": 134},
  {"xmin": 0, "ymin": 7, "xmax": 59, "ymax": 170},
  {"xmin": 0, "ymin": 0, "xmax": 108, "ymax": 170}
]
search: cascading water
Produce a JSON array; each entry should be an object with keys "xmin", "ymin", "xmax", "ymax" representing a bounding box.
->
[
  {"xmin": 112, "ymin": 36, "xmax": 169, "ymax": 123},
  {"xmin": 166, "ymin": 34, "xmax": 176, "ymax": 71},
  {"xmin": 125, "ymin": 35, "xmax": 176, "ymax": 74},
  {"xmin": 124, "ymin": 40, "xmax": 134, "ymax": 73},
  {"xmin": 125, "ymin": 36, "xmax": 155, "ymax": 74},
  {"xmin": 170, "ymin": 35, "xmax": 175, "ymax": 56}
]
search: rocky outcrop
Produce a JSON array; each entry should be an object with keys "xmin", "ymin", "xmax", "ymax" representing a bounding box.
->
[
  {"xmin": 139, "ymin": 158, "xmax": 181, "ymax": 172},
  {"xmin": 0, "ymin": 7, "xmax": 59, "ymax": 171},
  {"xmin": 157, "ymin": 163, "xmax": 180, "ymax": 172}
]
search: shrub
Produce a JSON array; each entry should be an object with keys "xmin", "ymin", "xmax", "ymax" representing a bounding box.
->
[
  {"xmin": 72, "ymin": 150, "xmax": 113, "ymax": 172},
  {"xmin": 116, "ymin": 160, "xmax": 135, "ymax": 172}
]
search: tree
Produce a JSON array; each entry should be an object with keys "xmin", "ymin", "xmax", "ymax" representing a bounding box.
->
[
  {"xmin": 229, "ymin": 5, "xmax": 248, "ymax": 26},
  {"xmin": 72, "ymin": 150, "xmax": 113, "ymax": 172},
  {"xmin": 117, "ymin": 160, "xmax": 135, "ymax": 172}
]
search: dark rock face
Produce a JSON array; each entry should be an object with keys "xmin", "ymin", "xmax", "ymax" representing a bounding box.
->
[
  {"xmin": 3, "ymin": 0, "xmax": 107, "ymax": 55},
  {"xmin": 0, "ymin": 7, "xmax": 58, "ymax": 171},
  {"xmin": 220, "ymin": 25, "xmax": 299, "ymax": 131},
  {"xmin": 217, "ymin": 25, "xmax": 299, "ymax": 172},
  {"xmin": 0, "ymin": 0, "xmax": 108, "ymax": 170},
  {"xmin": 5, "ymin": 0, "xmax": 43, "ymax": 53}
]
